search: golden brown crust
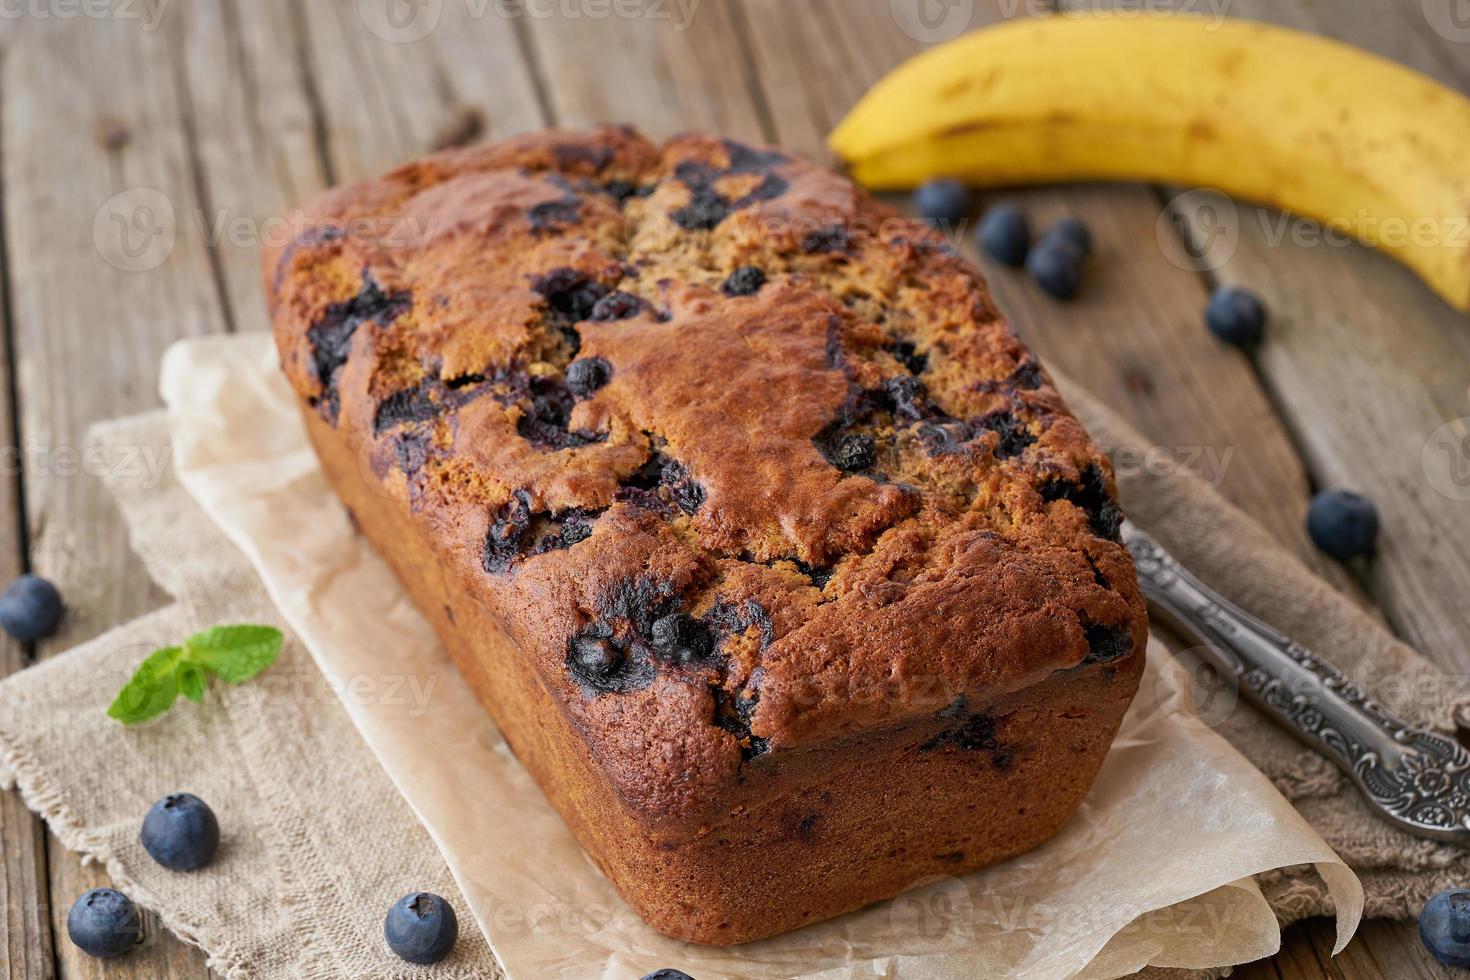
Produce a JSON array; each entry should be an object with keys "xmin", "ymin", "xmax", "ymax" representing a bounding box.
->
[
  {"xmin": 265, "ymin": 127, "xmax": 1147, "ymax": 844},
  {"xmin": 303, "ymin": 399, "xmax": 1141, "ymax": 944}
]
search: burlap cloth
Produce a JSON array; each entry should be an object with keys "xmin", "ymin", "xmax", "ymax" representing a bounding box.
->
[{"xmin": 0, "ymin": 340, "xmax": 1462, "ymax": 978}]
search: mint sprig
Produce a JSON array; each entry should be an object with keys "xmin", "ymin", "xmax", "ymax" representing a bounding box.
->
[{"xmin": 107, "ymin": 625, "xmax": 283, "ymax": 724}]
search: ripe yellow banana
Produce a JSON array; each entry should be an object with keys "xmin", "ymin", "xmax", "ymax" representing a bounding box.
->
[{"xmin": 829, "ymin": 14, "xmax": 1470, "ymax": 312}]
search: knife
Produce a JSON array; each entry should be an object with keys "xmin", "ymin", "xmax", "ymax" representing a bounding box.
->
[{"xmin": 1121, "ymin": 519, "xmax": 1470, "ymax": 843}]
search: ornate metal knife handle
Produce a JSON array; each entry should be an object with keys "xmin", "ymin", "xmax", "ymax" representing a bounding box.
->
[{"xmin": 1121, "ymin": 519, "xmax": 1470, "ymax": 843}]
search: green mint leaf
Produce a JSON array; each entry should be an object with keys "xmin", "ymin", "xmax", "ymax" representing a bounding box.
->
[
  {"xmin": 184, "ymin": 624, "xmax": 283, "ymax": 683},
  {"xmin": 107, "ymin": 624, "xmax": 286, "ymax": 724},
  {"xmin": 177, "ymin": 662, "xmax": 207, "ymax": 704},
  {"xmin": 107, "ymin": 646, "xmax": 185, "ymax": 724}
]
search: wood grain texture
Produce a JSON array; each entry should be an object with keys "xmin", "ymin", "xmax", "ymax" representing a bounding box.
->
[
  {"xmin": 518, "ymin": 0, "xmax": 768, "ymax": 141},
  {"xmin": 0, "ymin": 67, "xmax": 56, "ymax": 970},
  {"xmin": 0, "ymin": 0, "xmax": 320, "ymax": 974},
  {"xmin": 1068, "ymin": 1, "xmax": 1470, "ymax": 976},
  {"xmin": 2, "ymin": 10, "xmax": 220, "ymax": 978},
  {"xmin": 174, "ymin": 0, "xmax": 327, "ymax": 333},
  {"xmin": 0, "ymin": 1, "xmax": 1462, "ymax": 977},
  {"xmin": 1156, "ymin": 0, "xmax": 1470, "ymax": 675},
  {"xmin": 294, "ymin": 0, "xmax": 545, "ymax": 184}
]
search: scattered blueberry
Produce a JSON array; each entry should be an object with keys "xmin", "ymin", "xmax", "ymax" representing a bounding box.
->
[
  {"xmin": 1306, "ymin": 489, "xmax": 1379, "ymax": 560},
  {"xmin": 1025, "ymin": 240, "xmax": 1085, "ymax": 300},
  {"xmin": 0, "ymin": 574, "xmax": 64, "ymax": 642},
  {"xmin": 385, "ymin": 892, "xmax": 459, "ymax": 965},
  {"xmin": 721, "ymin": 265, "xmax": 766, "ymax": 296},
  {"xmin": 565, "ymin": 357, "xmax": 611, "ymax": 398},
  {"xmin": 1045, "ymin": 217, "xmax": 1093, "ymax": 257},
  {"xmin": 641, "ymin": 971, "xmax": 696, "ymax": 980},
  {"xmin": 1204, "ymin": 286, "xmax": 1266, "ymax": 347},
  {"xmin": 1421, "ymin": 889, "xmax": 1470, "ymax": 968},
  {"xmin": 140, "ymin": 793, "xmax": 220, "ymax": 871},
  {"xmin": 913, "ymin": 178, "xmax": 970, "ymax": 225},
  {"xmin": 977, "ymin": 204, "xmax": 1031, "ymax": 267},
  {"xmin": 67, "ymin": 888, "xmax": 141, "ymax": 959}
]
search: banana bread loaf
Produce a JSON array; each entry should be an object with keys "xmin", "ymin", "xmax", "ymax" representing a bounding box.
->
[{"xmin": 264, "ymin": 126, "xmax": 1147, "ymax": 945}]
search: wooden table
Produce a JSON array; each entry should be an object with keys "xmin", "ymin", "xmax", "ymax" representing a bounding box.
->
[{"xmin": 1, "ymin": 1, "xmax": 1466, "ymax": 976}]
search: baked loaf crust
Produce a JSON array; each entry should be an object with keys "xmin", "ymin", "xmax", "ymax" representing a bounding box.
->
[{"xmin": 265, "ymin": 126, "xmax": 1147, "ymax": 945}]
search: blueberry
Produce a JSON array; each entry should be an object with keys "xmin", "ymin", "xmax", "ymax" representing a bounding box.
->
[
  {"xmin": 532, "ymin": 268, "xmax": 607, "ymax": 323},
  {"xmin": 1204, "ymin": 286, "xmax": 1266, "ymax": 347},
  {"xmin": 913, "ymin": 178, "xmax": 970, "ymax": 225},
  {"xmin": 650, "ymin": 613, "xmax": 713, "ymax": 665},
  {"xmin": 590, "ymin": 290, "xmax": 643, "ymax": 321},
  {"xmin": 1421, "ymin": 889, "xmax": 1470, "ymax": 967},
  {"xmin": 565, "ymin": 357, "xmax": 611, "ymax": 398},
  {"xmin": 0, "ymin": 574, "xmax": 64, "ymax": 642},
  {"xmin": 569, "ymin": 633, "xmax": 620, "ymax": 679},
  {"xmin": 67, "ymin": 888, "xmax": 141, "ymax": 959},
  {"xmin": 1025, "ymin": 240, "xmax": 1085, "ymax": 300},
  {"xmin": 385, "ymin": 892, "xmax": 459, "ymax": 965},
  {"xmin": 1045, "ymin": 217, "xmax": 1093, "ymax": 257},
  {"xmin": 828, "ymin": 432, "xmax": 877, "ymax": 472},
  {"xmin": 1306, "ymin": 489, "xmax": 1379, "ymax": 560},
  {"xmin": 641, "ymin": 971, "xmax": 696, "ymax": 980},
  {"xmin": 976, "ymin": 204, "xmax": 1030, "ymax": 266},
  {"xmin": 140, "ymin": 793, "xmax": 220, "ymax": 871},
  {"xmin": 603, "ymin": 179, "xmax": 638, "ymax": 203},
  {"xmin": 721, "ymin": 265, "xmax": 766, "ymax": 296}
]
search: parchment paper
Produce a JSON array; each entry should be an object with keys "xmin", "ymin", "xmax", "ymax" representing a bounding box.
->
[{"xmin": 159, "ymin": 333, "xmax": 1362, "ymax": 979}]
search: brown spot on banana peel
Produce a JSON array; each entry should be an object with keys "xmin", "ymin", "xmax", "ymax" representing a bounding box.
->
[
  {"xmin": 937, "ymin": 69, "xmax": 1002, "ymax": 103},
  {"xmin": 1215, "ymin": 48, "xmax": 1247, "ymax": 79},
  {"xmin": 937, "ymin": 111, "xmax": 1079, "ymax": 141},
  {"xmin": 1187, "ymin": 118, "xmax": 1218, "ymax": 142}
]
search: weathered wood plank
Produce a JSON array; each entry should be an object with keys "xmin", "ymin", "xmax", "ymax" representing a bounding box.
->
[
  {"xmin": 1393, "ymin": 0, "xmax": 1470, "ymax": 90},
  {"xmin": 517, "ymin": 0, "xmax": 768, "ymax": 142},
  {"xmin": 0, "ymin": 754, "xmax": 53, "ymax": 980},
  {"xmin": 175, "ymin": 0, "xmax": 327, "ymax": 332},
  {"xmin": 2, "ymin": 9, "xmax": 221, "ymax": 978},
  {"xmin": 0, "ymin": 33, "xmax": 57, "ymax": 970},
  {"xmin": 1109, "ymin": 2, "xmax": 1470, "ymax": 975},
  {"xmin": 1157, "ymin": 0, "xmax": 1470, "ymax": 678},
  {"xmin": 295, "ymin": 0, "xmax": 545, "ymax": 185},
  {"xmin": 1239, "ymin": 917, "xmax": 1458, "ymax": 980},
  {"xmin": 0, "ymin": 4, "xmax": 1457, "ymax": 980}
]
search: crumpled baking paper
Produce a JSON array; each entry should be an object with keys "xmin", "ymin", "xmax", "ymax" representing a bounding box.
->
[{"xmin": 159, "ymin": 334, "xmax": 1362, "ymax": 979}]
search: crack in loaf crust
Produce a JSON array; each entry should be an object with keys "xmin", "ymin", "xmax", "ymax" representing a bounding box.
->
[{"xmin": 265, "ymin": 126, "xmax": 1147, "ymax": 943}]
